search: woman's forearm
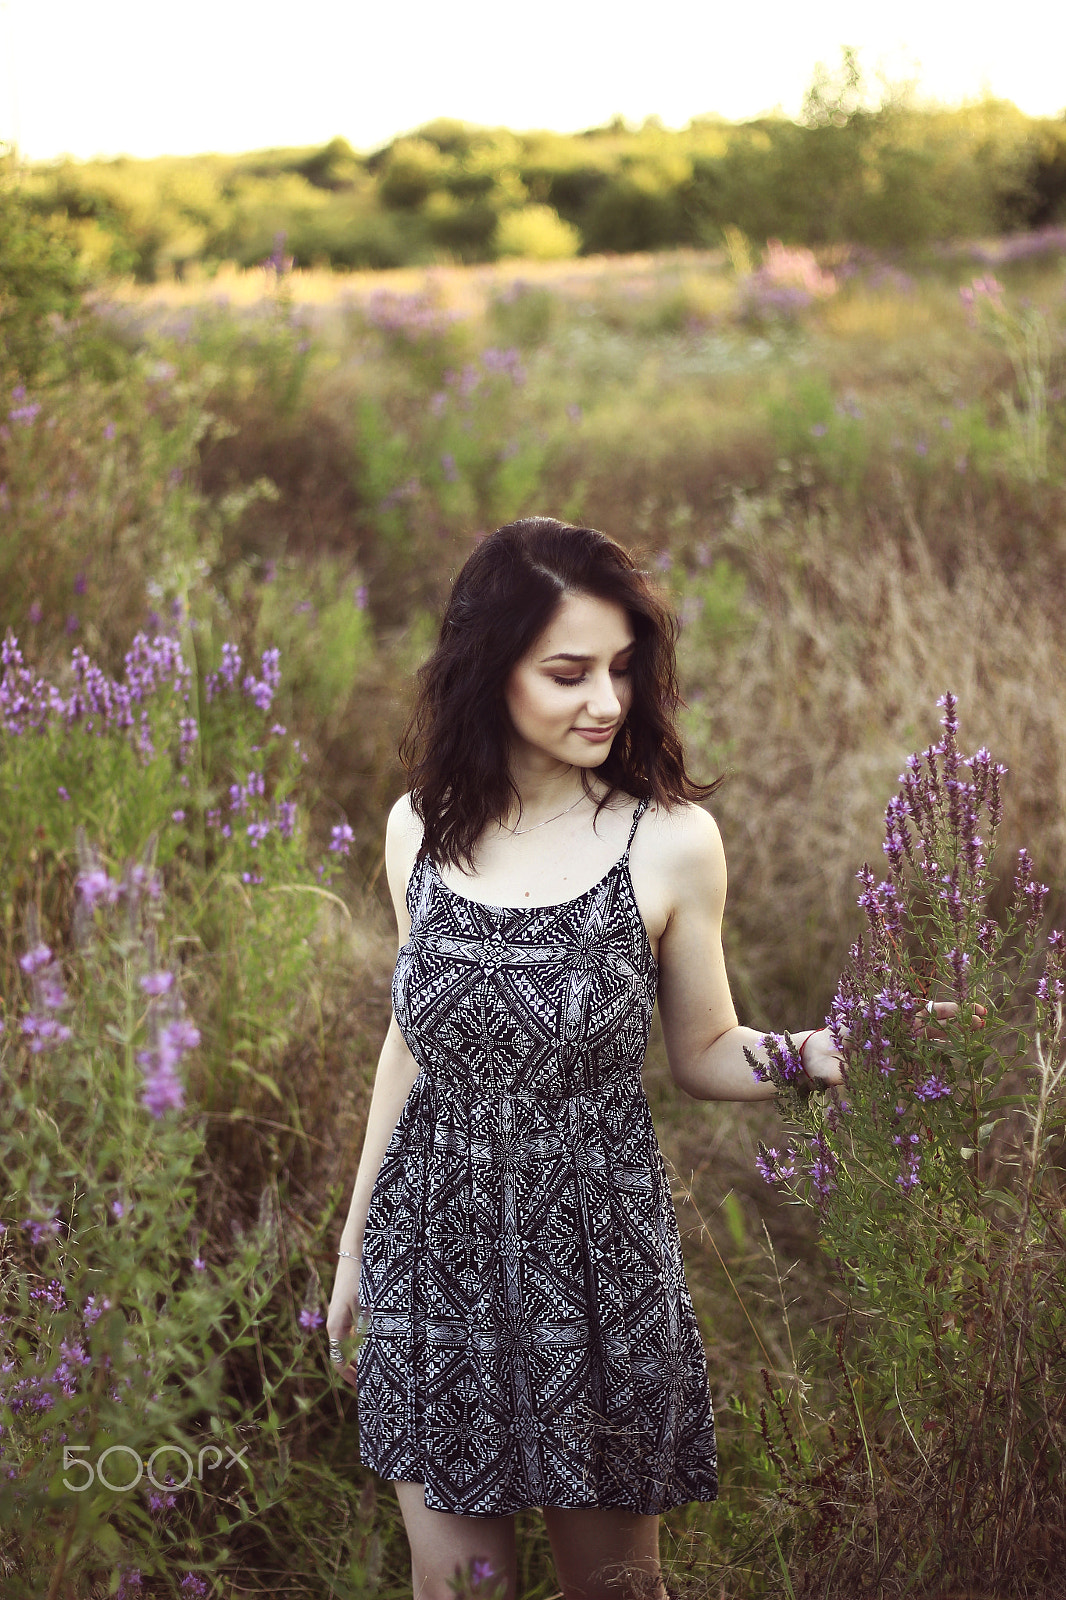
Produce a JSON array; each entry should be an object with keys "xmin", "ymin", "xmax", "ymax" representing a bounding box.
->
[
  {"xmin": 337, "ymin": 1016, "xmax": 421, "ymax": 1257},
  {"xmin": 677, "ymin": 1024, "xmax": 817, "ymax": 1101}
]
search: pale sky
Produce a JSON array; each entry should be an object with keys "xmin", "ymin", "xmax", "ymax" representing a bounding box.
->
[{"xmin": 2, "ymin": 0, "xmax": 1064, "ymax": 163}]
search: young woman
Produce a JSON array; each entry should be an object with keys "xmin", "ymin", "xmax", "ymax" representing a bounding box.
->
[{"xmin": 326, "ymin": 517, "xmax": 847, "ymax": 1600}]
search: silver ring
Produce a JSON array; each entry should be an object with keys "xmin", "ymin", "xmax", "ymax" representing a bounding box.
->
[{"xmin": 926, "ymin": 1000, "xmax": 936, "ymax": 1016}]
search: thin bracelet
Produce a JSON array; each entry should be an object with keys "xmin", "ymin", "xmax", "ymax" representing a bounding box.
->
[
  {"xmin": 337, "ymin": 1249, "xmax": 359, "ymax": 1259},
  {"xmin": 798, "ymin": 1029, "xmax": 821, "ymax": 1085}
]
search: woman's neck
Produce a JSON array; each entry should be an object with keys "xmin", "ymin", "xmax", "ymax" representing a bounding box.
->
[{"xmin": 502, "ymin": 761, "xmax": 594, "ymax": 831}]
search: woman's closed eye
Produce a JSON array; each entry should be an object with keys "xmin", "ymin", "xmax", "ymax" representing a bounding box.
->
[{"xmin": 551, "ymin": 667, "xmax": 631, "ymax": 686}]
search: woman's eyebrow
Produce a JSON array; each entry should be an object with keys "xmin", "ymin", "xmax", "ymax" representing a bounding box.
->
[{"xmin": 540, "ymin": 642, "xmax": 636, "ymax": 664}]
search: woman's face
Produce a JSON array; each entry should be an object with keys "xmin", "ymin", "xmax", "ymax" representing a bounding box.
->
[{"xmin": 504, "ymin": 591, "xmax": 636, "ymax": 773}]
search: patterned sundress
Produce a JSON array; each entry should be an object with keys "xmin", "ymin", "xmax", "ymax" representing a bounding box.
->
[{"xmin": 354, "ymin": 797, "xmax": 719, "ymax": 1515}]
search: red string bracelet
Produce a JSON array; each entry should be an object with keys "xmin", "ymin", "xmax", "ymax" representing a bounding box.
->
[{"xmin": 798, "ymin": 1029, "xmax": 822, "ymax": 1086}]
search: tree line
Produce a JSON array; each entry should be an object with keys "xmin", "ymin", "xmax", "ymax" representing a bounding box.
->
[{"xmin": 6, "ymin": 58, "xmax": 1066, "ymax": 282}]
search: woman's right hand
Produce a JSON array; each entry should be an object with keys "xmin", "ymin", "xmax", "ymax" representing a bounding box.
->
[{"xmin": 327, "ymin": 1255, "xmax": 368, "ymax": 1389}]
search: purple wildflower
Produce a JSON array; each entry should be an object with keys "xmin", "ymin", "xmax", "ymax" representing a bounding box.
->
[
  {"xmin": 139, "ymin": 971, "xmax": 175, "ymax": 997},
  {"xmin": 298, "ymin": 1308, "xmax": 323, "ymax": 1330},
  {"xmin": 77, "ymin": 867, "xmax": 123, "ymax": 906},
  {"xmin": 330, "ymin": 821, "xmax": 355, "ymax": 856},
  {"xmin": 915, "ymin": 1075, "xmax": 951, "ymax": 1101},
  {"xmin": 808, "ymin": 1132, "xmax": 838, "ymax": 1201},
  {"xmin": 19, "ymin": 943, "xmax": 52, "ymax": 975},
  {"xmin": 138, "ymin": 1051, "xmax": 186, "ymax": 1117},
  {"xmin": 756, "ymin": 1145, "xmax": 799, "ymax": 1185},
  {"xmin": 137, "ymin": 1019, "xmax": 198, "ymax": 1118},
  {"xmin": 21, "ymin": 1015, "xmax": 73, "ymax": 1052},
  {"xmin": 220, "ymin": 642, "xmax": 242, "ymax": 686},
  {"xmin": 750, "ymin": 1030, "xmax": 807, "ymax": 1086},
  {"xmin": 37, "ymin": 965, "xmax": 68, "ymax": 1010},
  {"xmin": 82, "ymin": 1294, "xmax": 111, "ymax": 1325},
  {"xmin": 127, "ymin": 863, "xmax": 162, "ymax": 900},
  {"xmin": 947, "ymin": 946, "xmax": 970, "ymax": 1001},
  {"xmin": 29, "ymin": 1278, "xmax": 65, "ymax": 1312},
  {"xmin": 242, "ymin": 646, "xmax": 282, "ymax": 713},
  {"xmin": 895, "ymin": 1142, "xmax": 922, "ymax": 1190},
  {"xmin": 21, "ymin": 1216, "xmax": 62, "ymax": 1245}
]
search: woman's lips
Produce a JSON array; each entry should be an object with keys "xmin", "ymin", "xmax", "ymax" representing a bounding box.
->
[{"xmin": 573, "ymin": 726, "xmax": 616, "ymax": 743}]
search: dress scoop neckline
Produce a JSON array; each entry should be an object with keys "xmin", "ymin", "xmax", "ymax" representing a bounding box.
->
[
  {"xmin": 428, "ymin": 846, "xmax": 630, "ymax": 917},
  {"xmin": 426, "ymin": 797, "xmax": 648, "ymax": 916}
]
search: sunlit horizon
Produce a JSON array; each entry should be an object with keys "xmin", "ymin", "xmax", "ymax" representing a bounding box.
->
[{"xmin": 2, "ymin": 0, "xmax": 1064, "ymax": 165}]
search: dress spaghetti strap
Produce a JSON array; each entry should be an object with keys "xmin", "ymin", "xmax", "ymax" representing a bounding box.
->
[{"xmin": 623, "ymin": 796, "xmax": 651, "ymax": 857}]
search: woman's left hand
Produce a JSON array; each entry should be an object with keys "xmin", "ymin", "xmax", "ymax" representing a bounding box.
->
[
  {"xmin": 912, "ymin": 999, "xmax": 987, "ymax": 1040},
  {"xmin": 801, "ymin": 1001, "xmax": 989, "ymax": 1091},
  {"xmin": 800, "ymin": 1029, "xmax": 846, "ymax": 1089}
]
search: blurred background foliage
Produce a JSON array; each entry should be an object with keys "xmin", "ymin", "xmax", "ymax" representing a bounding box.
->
[{"xmin": 7, "ymin": 60, "xmax": 1066, "ymax": 282}]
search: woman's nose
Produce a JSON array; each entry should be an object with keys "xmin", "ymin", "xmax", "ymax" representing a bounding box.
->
[{"xmin": 585, "ymin": 672, "xmax": 622, "ymax": 720}]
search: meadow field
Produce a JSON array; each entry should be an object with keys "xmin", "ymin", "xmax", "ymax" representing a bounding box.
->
[{"xmin": 1, "ymin": 223, "xmax": 1065, "ymax": 1598}]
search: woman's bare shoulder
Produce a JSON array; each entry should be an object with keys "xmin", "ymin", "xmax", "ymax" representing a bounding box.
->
[
  {"xmin": 384, "ymin": 793, "xmax": 425, "ymax": 912},
  {"xmin": 640, "ymin": 800, "xmax": 726, "ymax": 900},
  {"xmin": 386, "ymin": 791, "xmax": 423, "ymax": 843}
]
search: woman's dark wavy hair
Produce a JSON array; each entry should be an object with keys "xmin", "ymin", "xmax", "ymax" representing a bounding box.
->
[{"xmin": 400, "ymin": 517, "xmax": 721, "ymax": 870}]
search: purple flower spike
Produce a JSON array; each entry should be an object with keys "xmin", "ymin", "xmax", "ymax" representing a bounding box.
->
[
  {"xmin": 756, "ymin": 1144, "xmax": 799, "ymax": 1185},
  {"xmin": 139, "ymin": 971, "xmax": 175, "ymax": 996},
  {"xmin": 329, "ymin": 821, "xmax": 355, "ymax": 856},
  {"xmin": 139, "ymin": 1059, "xmax": 186, "ymax": 1118},
  {"xmin": 21, "ymin": 1015, "xmax": 73, "ymax": 1052},
  {"xmin": 77, "ymin": 867, "xmax": 123, "ymax": 906},
  {"xmin": 19, "ymin": 943, "xmax": 52, "ymax": 975}
]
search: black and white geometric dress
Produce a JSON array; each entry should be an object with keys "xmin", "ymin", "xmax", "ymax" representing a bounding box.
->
[{"xmin": 355, "ymin": 798, "xmax": 719, "ymax": 1515}]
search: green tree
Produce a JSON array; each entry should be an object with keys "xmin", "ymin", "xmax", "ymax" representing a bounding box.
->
[{"xmin": 0, "ymin": 167, "xmax": 87, "ymax": 382}]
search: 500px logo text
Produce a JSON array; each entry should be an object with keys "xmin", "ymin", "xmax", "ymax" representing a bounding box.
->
[{"xmin": 62, "ymin": 1440, "xmax": 250, "ymax": 1493}]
